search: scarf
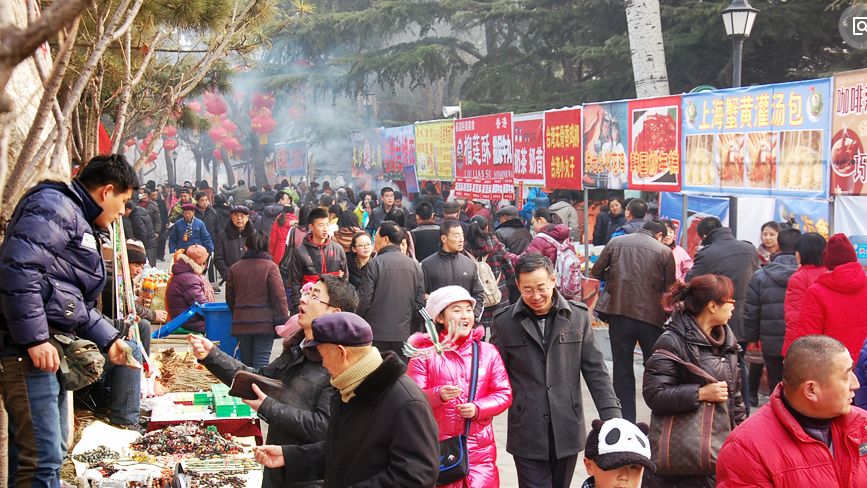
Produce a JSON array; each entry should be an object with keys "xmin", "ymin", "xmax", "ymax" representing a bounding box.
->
[{"xmin": 330, "ymin": 347, "xmax": 383, "ymax": 403}]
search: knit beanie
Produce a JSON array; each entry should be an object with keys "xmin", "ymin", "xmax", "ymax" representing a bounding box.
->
[
  {"xmin": 126, "ymin": 240, "xmax": 147, "ymax": 264},
  {"xmin": 185, "ymin": 244, "xmax": 209, "ymax": 266},
  {"xmin": 823, "ymin": 233, "xmax": 857, "ymax": 271}
]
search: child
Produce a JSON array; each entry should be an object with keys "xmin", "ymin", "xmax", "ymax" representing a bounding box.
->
[{"xmin": 582, "ymin": 418, "xmax": 656, "ymax": 488}]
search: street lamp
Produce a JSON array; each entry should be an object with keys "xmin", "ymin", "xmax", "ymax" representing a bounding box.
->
[
  {"xmin": 360, "ymin": 92, "xmax": 375, "ymax": 124},
  {"xmin": 722, "ymin": 0, "xmax": 759, "ymax": 88}
]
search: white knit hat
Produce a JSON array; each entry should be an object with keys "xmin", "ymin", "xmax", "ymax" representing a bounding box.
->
[{"xmin": 424, "ymin": 286, "xmax": 476, "ymax": 320}]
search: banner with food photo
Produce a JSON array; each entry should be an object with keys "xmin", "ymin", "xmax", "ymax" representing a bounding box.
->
[
  {"xmin": 659, "ymin": 192, "xmax": 731, "ymax": 257},
  {"xmin": 512, "ymin": 112, "xmax": 546, "ymax": 186},
  {"xmin": 830, "ymin": 68, "xmax": 867, "ymax": 195},
  {"xmin": 381, "ymin": 124, "xmax": 416, "ymax": 181},
  {"xmin": 583, "ymin": 101, "xmax": 629, "ymax": 189},
  {"xmin": 350, "ymin": 128, "xmax": 383, "ymax": 185},
  {"xmin": 628, "ymin": 95, "xmax": 682, "ymax": 191},
  {"xmin": 682, "ymin": 79, "xmax": 831, "ymax": 198},
  {"xmin": 415, "ymin": 120, "xmax": 456, "ymax": 181},
  {"xmin": 454, "ymin": 112, "xmax": 515, "ymax": 200},
  {"xmin": 544, "ymin": 107, "xmax": 583, "ymax": 190},
  {"xmin": 774, "ymin": 198, "xmax": 830, "ymax": 239}
]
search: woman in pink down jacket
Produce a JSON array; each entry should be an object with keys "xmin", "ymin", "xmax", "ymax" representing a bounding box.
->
[{"xmin": 406, "ymin": 286, "xmax": 513, "ymax": 488}]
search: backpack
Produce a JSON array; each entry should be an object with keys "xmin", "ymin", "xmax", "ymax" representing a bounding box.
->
[
  {"xmin": 475, "ymin": 254, "xmax": 502, "ymax": 308},
  {"xmin": 535, "ymin": 232, "xmax": 584, "ymax": 301}
]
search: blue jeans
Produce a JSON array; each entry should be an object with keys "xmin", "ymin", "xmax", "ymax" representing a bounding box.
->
[
  {"xmin": 236, "ymin": 335, "xmax": 273, "ymax": 369},
  {"xmin": 102, "ymin": 339, "xmax": 143, "ymax": 426},
  {"xmin": 2, "ymin": 355, "xmax": 68, "ymax": 488}
]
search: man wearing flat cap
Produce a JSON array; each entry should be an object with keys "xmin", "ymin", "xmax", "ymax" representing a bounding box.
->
[
  {"xmin": 255, "ymin": 312, "xmax": 440, "ymax": 487},
  {"xmin": 168, "ymin": 202, "xmax": 214, "ymax": 254}
]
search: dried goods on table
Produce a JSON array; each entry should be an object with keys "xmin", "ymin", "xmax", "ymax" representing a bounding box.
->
[
  {"xmin": 131, "ymin": 422, "xmax": 242, "ymax": 457},
  {"xmin": 155, "ymin": 348, "xmax": 219, "ymax": 392},
  {"xmin": 73, "ymin": 446, "xmax": 120, "ymax": 466}
]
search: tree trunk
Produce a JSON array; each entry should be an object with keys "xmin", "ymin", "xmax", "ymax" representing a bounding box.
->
[
  {"xmin": 194, "ymin": 148, "xmax": 202, "ymax": 183},
  {"xmin": 624, "ymin": 0, "xmax": 670, "ymax": 98},
  {"xmin": 250, "ymin": 132, "xmax": 267, "ymax": 186},
  {"xmin": 220, "ymin": 148, "xmax": 236, "ymax": 187},
  {"xmin": 164, "ymin": 146, "xmax": 175, "ymax": 185}
]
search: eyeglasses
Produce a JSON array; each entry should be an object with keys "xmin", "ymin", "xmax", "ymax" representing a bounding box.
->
[
  {"xmin": 302, "ymin": 290, "xmax": 337, "ymax": 308},
  {"xmin": 354, "ymin": 242, "xmax": 372, "ymax": 248},
  {"xmin": 520, "ymin": 286, "xmax": 552, "ymax": 297}
]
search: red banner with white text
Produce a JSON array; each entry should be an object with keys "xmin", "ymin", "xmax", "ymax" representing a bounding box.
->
[
  {"xmin": 512, "ymin": 113, "xmax": 546, "ymax": 186},
  {"xmin": 454, "ymin": 113, "xmax": 514, "ymax": 199}
]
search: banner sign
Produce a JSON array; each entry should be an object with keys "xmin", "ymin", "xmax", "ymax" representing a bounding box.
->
[
  {"xmin": 350, "ymin": 128, "xmax": 383, "ymax": 184},
  {"xmin": 831, "ymin": 68, "xmax": 867, "ymax": 195},
  {"xmin": 583, "ymin": 101, "xmax": 628, "ymax": 189},
  {"xmin": 381, "ymin": 125, "xmax": 416, "ymax": 181},
  {"xmin": 512, "ymin": 113, "xmax": 546, "ymax": 186},
  {"xmin": 682, "ymin": 79, "xmax": 831, "ymax": 198},
  {"xmin": 659, "ymin": 192, "xmax": 730, "ymax": 257},
  {"xmin": 544, "ymin": 107, "xmax": 582, "ymax": 190},
  {"xmin": 629, "ymin": 95, "xmax": 682, "ymax": 191},
  {"xmin": 415, "ymin": 120, "xmax": 455, "ymax": 181},
  {"xmin": 274, "ymin": 142, "xmax": 307, "ymax": 177},
  {"xmin": 774, "ymin": 198, "xmax": 830, "ymax": 239},
  {"xmin": 454, "ymin": 112, "xmax": 514, "ymax": 199}
]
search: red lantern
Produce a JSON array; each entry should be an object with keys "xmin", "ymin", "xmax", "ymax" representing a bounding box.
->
[
  {"xmin": 251, "ymin": 92, "xmax": 276, "ymax": 109},
  {"xmin": 164, "ymin": 126, "xmax": 178, "ymax": 138},
  {"xmin": 124, "ymin": 138, "xmax": 136, "ymax": 148},
  {"xmin": 205, "ymin": 96, "xmax": 227, "ymax": 116},
  {"xmin": 208, "ymin": 126, "xmax": 227, "ymax": 145},
  {"xmin": 251, "ymin": 113, "xmax": 276, "ymax": 144},
  {"xmin": 163, "ymin": 138, "xmax": 178, "ymax": 151},
  {"xmin": 213, "ymin": 148, "xmax": 223, "ymax": 160},
  {"xmin": 223, "ymin": 137, "xmax": 241, "ymax": 153},
  {"xmin": 221, "ymin": 119, "xmax": 238, "ymax": 134},
  {"xmin": 147, "ymin": 152, "xmax": 158, "ymax": 163},
  {"xmin": 139, "ymin": 141, "xmax": 149, "ymax": 152},
  {"xmin": 187, "ymin": 101, "xmax": 202, "ymax": 113}
]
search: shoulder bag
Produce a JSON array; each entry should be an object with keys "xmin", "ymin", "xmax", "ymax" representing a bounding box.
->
[{"xmin": 437, "ymin": 341, "xmax": 479, "ymax": 485}]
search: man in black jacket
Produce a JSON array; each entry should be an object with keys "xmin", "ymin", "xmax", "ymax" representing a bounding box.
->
[
  {"xmin": 190, "ymin": 276, "xmax": 358, "ymax": 488},
  {"xmin": 357, "ymin": 221, "xmax": 425, "ymax": 362},
  {"xmin": 420, "ymin": 220, "xmax": 486, "ymax": 319},
  {"xmin": 365, "ymin": 186, "xmax": 396, "ymax": 234},
  {"xmin": 214, "ymin": 206, "xmax": 254, "ymax": 280},
  {"xmin": 743, "ymin": 227, "xmax": 801, "ymax": 397},
  {"xmin": 494, "ymin": 205, "xmax": 532, "ymax": 254},
  {"xmin": 409, "ymin": 201, "xmax": 441, "ymax": 262},
  {"xmin": 254, "ymin": 312, "xmax": 440, "ymax": 487},
  {"xmin": 287, "ymin": 208, "xmax": 348, "ymax": 313},
  {"xmin": 124, "ymin": 201, "xmax": 157, "ymax": 265},
  {"xmin": 491, "ymin": 253, "xmax": 621, "ymax": 488}
]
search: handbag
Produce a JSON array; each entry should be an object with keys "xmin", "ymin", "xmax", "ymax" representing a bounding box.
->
[
  {"xmin": 437, "ymin": 341, "xmax": 479, "ymax": 486},
  {"xmin": 229, "ymin": 370, "xmax": 289, "ymax": 400},
  {"xmin": 648, "ymin": 348, "xmax": 731, "ymax": 476}
]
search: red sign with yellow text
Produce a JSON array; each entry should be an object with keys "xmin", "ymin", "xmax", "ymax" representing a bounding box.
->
[
  {"xmin": 543, "ymin": 107, "xmax": 582, "ymax": 190},
  {"xmin": 628, "ymin": 95, "xmax": 682, "ymax": 191}
]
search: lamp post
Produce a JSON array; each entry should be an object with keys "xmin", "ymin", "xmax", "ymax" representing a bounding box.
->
[
  {"xmin": 721, "ymin": 0, "xmax": 759, "ymax": 88},
  {"xmin": 360, "ymin": 92, "xmax": 375, "ymax": 124}
]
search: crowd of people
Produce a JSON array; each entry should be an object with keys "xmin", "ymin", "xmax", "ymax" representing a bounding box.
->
[{"xmin": 0, "ymin": 153, "xmax": 866, "ymax": 488}]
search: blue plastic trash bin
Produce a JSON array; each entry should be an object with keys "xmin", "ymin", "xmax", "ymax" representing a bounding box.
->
[{"xmin": 201, "ymin": 302, "xmax": 236, "ymax": 357}]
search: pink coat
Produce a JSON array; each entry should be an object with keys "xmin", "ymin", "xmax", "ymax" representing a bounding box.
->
[
  {"xmin": 508, "ymin": 224, "xmax": 570, "ymax": 267},
  {"xmin": 782, "ymin": 264, "xmax": 826, "ymax": 335},
  {"xmin": 406, "ymin": 327, "xmax": 512, "ymax": 488},
  {"xmin": 782, "ymin": 262, "xmax": 867, "ymax": 360}
]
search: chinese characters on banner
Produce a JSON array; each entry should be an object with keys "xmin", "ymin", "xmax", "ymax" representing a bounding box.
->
[
  {"xmin": 583, "ymin": 102, "xmax": 628, "ymax": 189},
  {"xmin": 831, "ymin": 68, "xmax": 867, "ymax": 195},
  {"xmin": 274, "ymin": 142, "xmax": 308, "ymax": 177},
  {"xmin": 682, "ymin": 79, "xmax": 831, "ymax": 198},
  {"xmin": 381, "ymin": 125, "xmax": 416, "ymax": 181},
  {"xmin": 414, "ymin": 120, "xmax": 455, "ymax": 181},
  {"xmin": 628, "ymin": 95, "xmax": 682, "ymax": 191},
  {"xmin": 454, "ymin": 113, "xmax": 514, "ymax": 199},
  {"xmin": 350, "ymin": 129, "xmax": 383, "ymax": 190},
  {"xmin": 512, "ymin": 113, "xmax": 545, "ymax": 186},
  {"xmin": 544, "ymin": 107, "xmax": 582, "ymax": 190}
]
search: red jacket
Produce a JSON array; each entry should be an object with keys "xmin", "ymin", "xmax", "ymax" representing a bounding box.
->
[
  {"xmin": 782, "ymin": 262, "xmax": 867, "ymax": 360},
  {"xmin": 717, "ymin": 385, "xmax": 867, "ymax": 487},
  {"xmin": 406, "ymin": 326, "xmax": 512, "ymax": 488},
  {"xmin": 782, "ymin": 264, "xmax": 826, "ymax": 337},
  {"xmin": 508, "ymin": 224, "xmax": 570, "ymax": 267},
  {"xmin": 268, "ymin": 216, "xmax": 296, "ymax": 264}
]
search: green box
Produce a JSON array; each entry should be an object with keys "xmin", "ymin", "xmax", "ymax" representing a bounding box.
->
[
  {"xmin": 193, "ymin": 392, "xmax": 213, "ymax": 405},
  {"xmin": 234, "ymin": 402, "xmax": 251, "ymax": 417},
  {"xmin": 215, "ymin": 404, "xmax": 236, "ymax": 417}
]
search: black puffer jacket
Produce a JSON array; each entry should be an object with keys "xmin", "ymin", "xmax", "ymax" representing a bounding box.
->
[
  {"xmin": 356, "ymin": 246, "xmax": 425, "ymax": 342},
  {"xmin": 201, "ymin": 332, "xmax": 332, "ymax": 488},
  {"xmin": 129, "ymin": 206, "xmax": 157, "ymax": 248},
  {"xmin": 214, "ymin": 221, "xmax": 254, "ymax": 279},
  {"xmin": 643, "ymin": 311, "xmax": 746, "ymax": 427},
  {"xmin": 592, "ymin": 210, "xmax": 625, "ymax": 246},
  {"xmin": 494, "ymin": 218, "xmax": 532, "ymax": 254},
  {"xmin": 686, "ymin": 227, "xmax": 759, "ymax": 341},
  {"xmin": 743, "ymin": 254, "xmax": 798, "ymax": 356},
  {"xmin": 287, "ymin": 235, "xmax": 347, "ymax": 312}
]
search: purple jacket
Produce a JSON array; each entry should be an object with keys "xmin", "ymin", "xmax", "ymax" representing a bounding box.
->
[{"xmin": 166, "ymin": 255, "xmax": 210, "ymax": 332}]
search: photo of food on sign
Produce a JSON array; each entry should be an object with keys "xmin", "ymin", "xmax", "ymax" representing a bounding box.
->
[
  {"xmin": 716, "ymin": 133, "xmax": 747, "ymax": 187},
  {"xmin": 685, "ymin": 134, "xmax": 716, "ymax": 187},
  {"xmin": 631, "ymin": 106, "xmax": 678, "ymax": 185},
  {"xmin": 830, "ymin": 127, "xmax": 865, "ymax": 194},
  {"xmin": 745, "ymin": 132, "xmax": 778, "ymax": 189},
  {"xmin": 778, "ymin": 130, "xmax": 824, "ymax": 191},
  {"xmin": 583, "ymin": 103, "xmax": 628, "ymax": 189}
]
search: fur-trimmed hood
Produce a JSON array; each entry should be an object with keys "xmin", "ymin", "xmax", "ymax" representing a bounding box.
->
[
  {"xmin": 172, "ymin": 252, "xmax": 206, "ymax": 275},
  {"xmin": 352, "ymin": 351, "xmax": 407, "ymax": 404}
]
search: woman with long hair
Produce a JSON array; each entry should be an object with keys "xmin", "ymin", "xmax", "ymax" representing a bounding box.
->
[
  {"xmin": 406, "ymin": 286, "xmax": 512, "ymax": 488},
  {"xmin": 592, "ymin": 196, "xmax": 626, "ymax": 246},
  {"xmin": 642, "ymin": 275, "xmax": 746, "ymax": 488},
  {"xmin": 464, "ymin": 216, "xmax": 513, "ymax": 330},
  {"xmin": 661, "ymin": 219, "xmax": 694, "ymax": 280},
  {"xmin": 333, "ymin": 209, "xmax": 362, "ymax": 253},
  {"xmin": 385, "ymin": 207, "xmax": 415, "ymax": 260},
  {"xmin": 756, "ymin": 221, "xmax": 781, "ymax": 266},
  {"xmin": 347, "ymin": 231, "xmax": 375, "ymax": 290}
]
